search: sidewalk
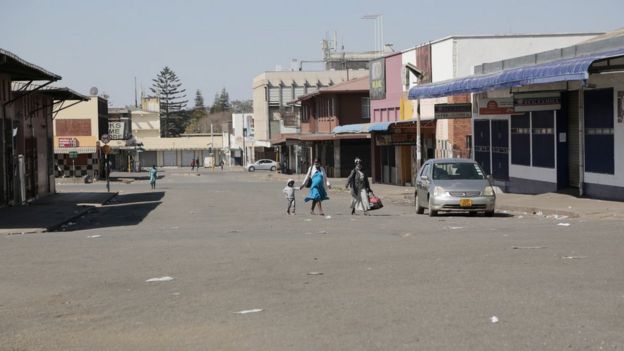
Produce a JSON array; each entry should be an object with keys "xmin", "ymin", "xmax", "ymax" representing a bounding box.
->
[
  {"xmin": 259, "ymin": 171, "xmax": 624, "ymax": 219},
  {"xmin": 0, "ymin": 191, "xmax": 117, "ymax": 235}
]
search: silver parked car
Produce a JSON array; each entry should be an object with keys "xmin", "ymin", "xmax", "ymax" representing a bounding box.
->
[
  {"xmin": 246, "ymin": 159, "xmax": 277, "ymax": 172},
  {"xmin": 415, "ymin": 158, "xmax": 496, "ymax": 217}
]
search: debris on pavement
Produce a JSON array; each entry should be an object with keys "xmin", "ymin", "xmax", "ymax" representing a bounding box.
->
[
  {"xmin": 87, "ymin": 235, "xmax": 101, "ymax": 238},
  {"xmin": 445, "ymin": 226, "xmax": 463, "ymax": 230},
  {"xmin": 562, "ymin": 256, "xmax": 587, "ymax": 260},
  {"xmin": 145, "ymin": 276, "xmax": 174, "ymax": 282},
  {"xmin": 325, "ymin": 215, "xmax": 332, "ymax": 219},
  {"xmin": 304, "ymin": 219, "xmax": 312, "ymax": 222},
  {"xmin": 318, "ymin": 230, "xmax": 328, "ymax": 234},
  {"xmin": 512, "ymin": 246, "xmax": 546, "ymax": 250},
  {"xmin": 546, "ymin": 214, "xmax": 569, "ymax": 220},
  {"xmin": 307, "ymin": 272, "xmax": 323, "ymax": 275},
  {"xmin": 557, "ymin": 223, "xmax": 571, "ymax": 227},
  {"xmin": 490, "ymin": 316, "xmax": 499, "ymax": 323},
  {"xmin": 234, "ymin": 308, "xmax": 263, "ymax": 314}
]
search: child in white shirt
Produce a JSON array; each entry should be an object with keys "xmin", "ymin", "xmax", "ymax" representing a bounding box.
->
[{"xmin": 283, "ymin": 179, "xmax": 296, "ymax": 215}]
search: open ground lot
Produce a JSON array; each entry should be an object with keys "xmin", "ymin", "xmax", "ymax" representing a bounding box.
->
[{"xmin": 1, "ymin": 170, "xmax": 623, "ymax": 350}]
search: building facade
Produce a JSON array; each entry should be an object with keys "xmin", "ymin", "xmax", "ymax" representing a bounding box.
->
[
  {"xmin": 53, "ymin": 95, "xmax": 109, "ymax": 178},
  {"xmin": 1, "ymin": 49, "xmax": 65, "ymax": 206}
]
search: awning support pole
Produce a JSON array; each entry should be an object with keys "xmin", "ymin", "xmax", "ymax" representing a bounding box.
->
[{"xmin": 578, "ymin": 83, "xmax": 585, "ymax": 197}]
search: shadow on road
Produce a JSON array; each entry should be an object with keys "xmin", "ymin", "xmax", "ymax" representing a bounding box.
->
[{"xmin": 54, "ymin": 192, "xmax": 165, "ymax": 232}]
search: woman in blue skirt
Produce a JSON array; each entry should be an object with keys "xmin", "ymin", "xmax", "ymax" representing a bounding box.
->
[{"xmin": 300, "ymin": 159, "xmax": 331, "ymax": 215}]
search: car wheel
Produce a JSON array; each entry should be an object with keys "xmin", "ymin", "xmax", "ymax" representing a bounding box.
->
[
  {"xmin": 484, "ymin": 210, "xmax": 494, "ymax": 217},
  {"xmin": 415, "ymin": 193, "xmax": 425, "ymax": 214},
  {"xmin": 428, "ymin": 196, "xmax": 437, "ymax": 217},
  {"xmin": 248, "ymin": 166, "xmax": 255, "ymax": 172},
  {"xmin": 270, "ymin": 166, "xmax": 276, "ymax": 171}
]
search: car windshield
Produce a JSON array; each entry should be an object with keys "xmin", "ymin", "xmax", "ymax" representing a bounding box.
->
[{"xmin": 431, "ymin": 163, "xmax": 485, "ymax": 180}]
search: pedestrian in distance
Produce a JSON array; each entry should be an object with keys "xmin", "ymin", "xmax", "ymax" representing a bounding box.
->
[
  {"xmin": 283, "ymin": 179, "xmax": 297, "ymax": 215},
  {"xmin": 149, "ymin": 165, "xmax": 157, "ymax": 189},
  {"xmin": 346, "ymin": 157, "xmax": 372, "ymax": 215},
  {"xmin": 191, "ymin": 158, "xmax": 195, "ymax": 171},
  {"xmin": 300, "ymin": 159, "xmax": 331, "ymax": 216},
  {"xmin": 196, "ymin": 158, "xmax": 201, "ymax": 171}
]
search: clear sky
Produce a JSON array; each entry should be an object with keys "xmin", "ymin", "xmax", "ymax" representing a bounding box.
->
[{"xmin": 1, "ymin": 0, "xmax": 623, "ymax": 107}]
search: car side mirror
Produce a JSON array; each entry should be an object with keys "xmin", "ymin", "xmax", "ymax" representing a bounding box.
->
[
  {"xmin": 486, "ymin": 174, "xmax": 493, "ymax": 183},
  {"xmin": 421, "ymin": 175, "xmax": 429, "ymax": 181}
]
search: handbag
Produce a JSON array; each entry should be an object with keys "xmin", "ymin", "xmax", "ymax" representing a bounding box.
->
[
  {"xmin": 304, "ymin": 177, "xmax": 311, "ymax": 188},
  {"xmin": 368, "ymin": 192, "xmax": 383, "ymax": 210}
]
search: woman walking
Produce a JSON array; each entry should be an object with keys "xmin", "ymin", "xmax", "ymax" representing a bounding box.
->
[
  {"xmin": 345, "ymin": 158, "xmax": 371, "ymax": 215},
  {"xmin": 300, "ymin": 159, "xmax": 331, "ymax": 215},
  {"xmin": 149, "ymin": 165, "xmax": 157, "ymax": 189}
]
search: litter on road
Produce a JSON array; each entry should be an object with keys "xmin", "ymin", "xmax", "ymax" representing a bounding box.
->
[
  {"xmin": 304, "ymin": 219, "xmax": 312, "ymax": 222},
  {"xmin": 145, "ymin": 276, "xmax": 174, "ymax": 282},
  {"xmin": 325, "ymin": 215, "xmax": 332, "ymax": 219},
  {"xmin": 307, "ymin": 272, "xmax": 323, "ymax": 275},
  {"xmin": 562, "ymin": 256, "xmax": 587, "ymax": 260},
  {"xmin": 234, "ymin": 308, "xmax": 263, "ymax": 314},
  {"xmin": 557, "ymin": 223, "xmax": 571, "ymax": 226},
  {"xmin": 87, "ymin": 235, "xmax": 101, "ymax": 238},
  {"xmin": 318, "ymin": 230, "xmax": 328, "ymax": 234},
  {"xmin": 512, "ymin": 246, "xmax": 546, "ymax": 250},
  {"xmin": 490, "ymin": 316, "xmax": 499, "ymax": 323}
]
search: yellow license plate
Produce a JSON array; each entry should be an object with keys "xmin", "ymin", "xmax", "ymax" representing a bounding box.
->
[{"xmin": 459, "ymin": 199, "xmax": 473, "ymax": 207}]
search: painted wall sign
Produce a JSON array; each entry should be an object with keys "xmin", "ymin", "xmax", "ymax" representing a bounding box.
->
[
  {"xmin": 108, "ymin": 121, "xmax": 126, "ymax": 140},
  {"xmin": 58, "ymin": 137, "xmax": 78, "ymax": 148},
  {"xmin": 514, "ymin": 92, "xmax": 561, "ymax": 112},
  {"xmin": 370, "ymin": 58, "xmax": 386, "ymax": 100},
  {"xmin": 478, "ymin": 98, "xmax": 515, "ymax": 115},
  {"xmin": 434, "ymin": 103, "xmax": 472, "ymax": 119}
]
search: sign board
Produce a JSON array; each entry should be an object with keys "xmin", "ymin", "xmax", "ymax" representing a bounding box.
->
[
  {"xmin": 375, "ymin": 133, "xmax": 416, "ymax": 146},
  {"xmin": 434, "ymin": 103, "xmax": 472, "ymax": 119},
  {"xmin": 58, "ymin": 137, "xmax": 78, "ymax": 148},
  {"xmin": 108, "ymin": 121, "xmax": 126, "ymax": 140},
  {"xmin": 370, "ymin": 58, "xmax": 386, "ymax": 100},
  {"xmin": 69, "ymin": 151, "xmax": 78, "ymax": 159},
  {"xmin": 101, "ymin": 134, "xmax": 110, "ymax": 144},
  {"xmin": 478, "ymin": 98, "xmax": 515, "ymax": 115},
  {"xmin": 514, "ymin": 92, "xmax": 561, "ymax": 112}
]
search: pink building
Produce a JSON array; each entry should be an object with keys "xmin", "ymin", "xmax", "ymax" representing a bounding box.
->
[{"xmin": 370, "ymin": 52, "xmax": 403, "ymax": 123}]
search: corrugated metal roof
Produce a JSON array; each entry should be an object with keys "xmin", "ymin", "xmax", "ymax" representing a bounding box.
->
[{"xmin": 0, "ymin": 48, "xmax": 61, "ymax": 81}]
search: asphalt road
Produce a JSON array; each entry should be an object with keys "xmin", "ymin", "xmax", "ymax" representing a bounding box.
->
[{"xmin": 1, "ymin": 170, "xmax": 623, "ymax": 350}]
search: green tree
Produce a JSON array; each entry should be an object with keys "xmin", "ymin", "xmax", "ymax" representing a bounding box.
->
[
  {"xmin": 151, "ymin": 66, "xmax": 188, "ymax": 137},
  {"xmin": 210, "ymin": 88, "xmax": 231, "ymax": 113},
  {"xmin": 186, "ymin": 89, "xmax": 208, "ymax": 133},
  {"xmin": 231, "ymin": 99, "xmax": 253, "ymax": 113}
]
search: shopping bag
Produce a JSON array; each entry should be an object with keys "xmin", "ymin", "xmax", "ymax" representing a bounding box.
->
[{"xmin": 368, "ymin": 193, "xmax": 383, "ymax": 210}]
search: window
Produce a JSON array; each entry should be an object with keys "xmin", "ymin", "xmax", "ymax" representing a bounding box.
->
[
  {"xmin": 361, "ymin": 97, "xmax": 370, "ymax": 119},
  {"xmin": 432, "ymin": 162, "xmax": 485, "ymax": 180},
  {"xmin": 531, "ymin": 111, "xmax": 555, "ymax": 168}
]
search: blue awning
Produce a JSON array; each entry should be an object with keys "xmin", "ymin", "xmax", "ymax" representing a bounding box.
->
[
  {"xmin": 367, "ymin": 122, "xmax": 391, "ymax": 132},
  {"xmin": 332, "ymin": 122, "xmax": 392, "ymax": 134},
  {"xmin": 408, "ymin": 48, "xmax": 624, "ymax": 99}
]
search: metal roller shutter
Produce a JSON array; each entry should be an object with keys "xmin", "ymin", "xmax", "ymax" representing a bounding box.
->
[
  {"xmin": 181, "ymin": 151, "xmax": 195, "ymax": 166},
  {"xmin": 568, "ymin": 92, "xmax": 580, "ymax": 187},
  {"xmin": 163, "ymin": 151, "xmax": 176, "ymax": 166},
  {"xmin": 140, "ymin": 151, "xmax": 157, "ymax": 168}
]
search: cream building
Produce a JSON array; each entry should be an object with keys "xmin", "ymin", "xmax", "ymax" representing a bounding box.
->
[
  {"xmin": 53, "ymin": 95, "xmax": 108, "ymax": 178},
  {"xmin": 132, "ymin": 96, "xmax": 225, "ymax": 168}
]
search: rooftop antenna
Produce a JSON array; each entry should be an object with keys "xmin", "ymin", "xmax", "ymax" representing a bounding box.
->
[{"xmin": 134, "ymin": 77, "xmax": 138, "ymax": 108}]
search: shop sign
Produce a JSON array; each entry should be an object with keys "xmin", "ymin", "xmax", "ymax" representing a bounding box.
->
[
  {"xmin": 370, "ymin": 58, "xmax": 386, "ymax": 100},
  {"xmin": 58, "ymin": 137, "xmax": 78, "ymax": 148},
  {"xmin": 434, "ymin": 103, "xmax": 472, "ymax": 119},
  {"xmin": 69, "ymin": 151, "xmax": 78, "ymax": 159},
  {"xmin": 375, "ymin": 133, "xmax": 416, "ymax": 146},
  {"xmin": 478, "ymin": 98, "xmax": 514, "ymax": 115},
  {"xmin": 108, "ymin": 121, "xmax": 126, "ymax": 140},
  {"xmin": 514, "ymin": 92, "xmax": 561, "ymax": 112}
]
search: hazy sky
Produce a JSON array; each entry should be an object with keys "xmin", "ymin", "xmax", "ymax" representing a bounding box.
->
[{"xmin": 1, "ymin": 0, "xmax": 623, "ymax": 107}]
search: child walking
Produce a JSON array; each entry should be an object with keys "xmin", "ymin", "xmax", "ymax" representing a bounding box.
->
[{"xmin": 283, "ymin": 179, "xmax": 297, "ymax": 215}]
